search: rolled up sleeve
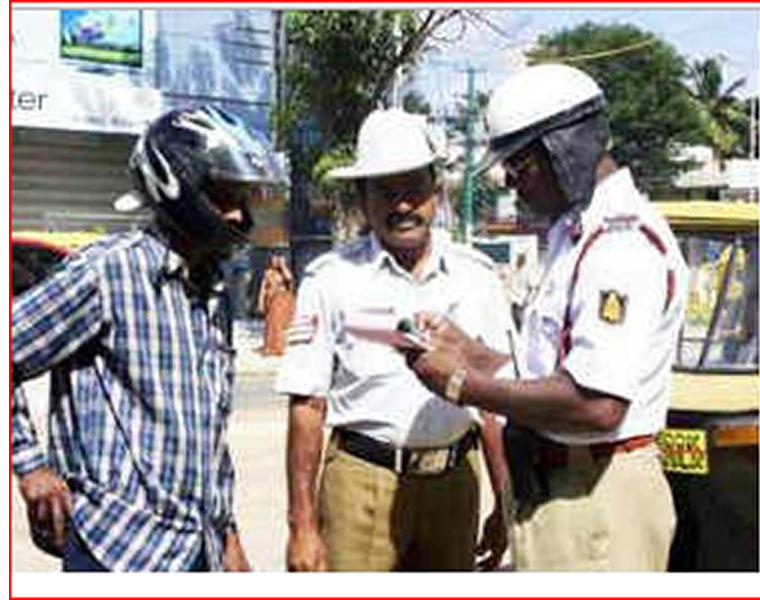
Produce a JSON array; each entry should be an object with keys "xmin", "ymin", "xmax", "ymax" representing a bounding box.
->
[{"xmin": 275, "ymin": 272, "xmax": 334, "ymax": 398}]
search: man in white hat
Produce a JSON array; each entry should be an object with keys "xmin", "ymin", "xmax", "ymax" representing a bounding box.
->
[
  {"xmin": 276, "ymin": 108, "xmax": 517, "ymax": 571},
  {"xmin": 406, "ymin": 64, "xmax": 688, "ymax": 571}
]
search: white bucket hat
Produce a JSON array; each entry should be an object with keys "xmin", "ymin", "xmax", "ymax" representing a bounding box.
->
[{"xmin": 328, "ymin": 108, "xmax": 439, "ymax": 180}]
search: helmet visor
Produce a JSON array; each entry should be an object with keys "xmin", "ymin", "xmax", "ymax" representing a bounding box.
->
[{"xmin": 208, "ymin": 130, "xmax": 287, "ymax": 186}]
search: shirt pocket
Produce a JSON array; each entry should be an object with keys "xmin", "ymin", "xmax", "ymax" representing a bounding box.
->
[{"xmin": 336, "ymin": 308, "xmax": 406, "ymax": 379}]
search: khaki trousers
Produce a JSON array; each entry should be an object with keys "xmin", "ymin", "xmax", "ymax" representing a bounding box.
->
[
  {"xmin": 513, "ymin": 443, "xmax": 676, "ymax": 571},
  {"xmin": 318, "ymin": 436, "xmax": 480, "ymax": 571}
]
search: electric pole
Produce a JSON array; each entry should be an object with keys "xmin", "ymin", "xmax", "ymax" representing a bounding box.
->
[{"xmin": 460, "ymin": 66, "xmax": 476, "ymax": 244}]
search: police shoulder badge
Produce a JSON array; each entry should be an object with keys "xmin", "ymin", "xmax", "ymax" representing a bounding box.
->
[
  {"xmin": 287, "ymin": 314, "xmax": 318, "ymax": 346},
  {"xmin": 599, "ymin": 290, "xmax": 627, "ymax": 324}
]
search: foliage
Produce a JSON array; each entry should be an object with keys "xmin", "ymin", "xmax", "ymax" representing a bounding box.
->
[
  {"xmin": 687, "ymin": 57, "xmax": 748, "ymax": 160},
  {"xmin": 527, "ymin": 22, "xmax": 703, "ymax": 191},
  {"xmin": 311, "ymin": 146, "xmax": 368, "ymax": 242},
  {"xmin": 736, "ymin": 97, "xmax": 760, "ymax": 159},
  {"xmin": 402, "ymin": 90, "xmax": 432, "ymax": 115},
  {"xmin": 276, "ymin": 10, "xmax": 464, "ymax": 155},
  {"xmin": 275, "ymin": 9, "xmax": 470, "ymax": 239}
]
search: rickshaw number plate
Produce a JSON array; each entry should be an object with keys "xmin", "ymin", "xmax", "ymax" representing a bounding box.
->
[{"xmin": 656, "ymin": 428, "xmax": 709, "ymax": 475}]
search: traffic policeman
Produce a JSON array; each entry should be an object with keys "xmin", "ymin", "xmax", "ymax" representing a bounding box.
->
[
  {"xmin": 406, "ymin": 64, "xmax": 689, "ymax": 571},
  {"xmin": 276, "ymin": 108, "xmax": 516, "ymax": 571}
]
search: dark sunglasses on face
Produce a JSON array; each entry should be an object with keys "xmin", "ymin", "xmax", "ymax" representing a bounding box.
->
[
  {"xmin": 370, "ymin": 184, "xmax": 438, "ymax": 205},
  {"xmin": 503, "ymin": 148, "xmax": 541, "ymax": 187}
]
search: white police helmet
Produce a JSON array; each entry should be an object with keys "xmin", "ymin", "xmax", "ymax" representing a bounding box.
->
[
  {"xmin": 479, "ymin": 64, "xmax": 609, "ymax": 210},
  {"xmin": 327, "ymin": 108, "xmax": 439, "ymax": 180}
]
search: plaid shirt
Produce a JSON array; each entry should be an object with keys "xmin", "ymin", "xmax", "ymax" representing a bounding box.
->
[{"xmin": 12, "ymin": 229, "xmax": 238, "ymax": 571}]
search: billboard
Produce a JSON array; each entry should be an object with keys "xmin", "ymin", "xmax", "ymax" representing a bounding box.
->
[{"xmin": 60, "ymin": 9, "xmax": 142, "ymax": 67}]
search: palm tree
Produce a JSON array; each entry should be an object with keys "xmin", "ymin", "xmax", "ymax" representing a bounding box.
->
[{"xmin": 687, "ymin": 57, "xmax": 748, "ymax": 162}]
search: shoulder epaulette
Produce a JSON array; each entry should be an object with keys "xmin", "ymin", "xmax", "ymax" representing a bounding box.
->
[
  {"xmin": 603, "ymin": 214, "xmax": 640, "ymax": 232},
  {"xmin": 303, "ymin": 252, "xmax": 336, "ymax": 276},
  {"xmin": 449, "ymin": 242, "xmax": 496, "ymax": 271}
]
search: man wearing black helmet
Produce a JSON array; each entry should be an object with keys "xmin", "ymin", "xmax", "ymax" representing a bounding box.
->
[
  {"xmin": 406, "ymin": 65, "xmax": 688, "ymax": 571},
  {"xmin": 12, "ymin": 105, "xmax": 285, "ymax": 571}
]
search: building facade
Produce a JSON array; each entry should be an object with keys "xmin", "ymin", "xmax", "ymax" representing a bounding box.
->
[{"xmin": 11, "ymin": 8, "xmax": 285, "ymax": 245}]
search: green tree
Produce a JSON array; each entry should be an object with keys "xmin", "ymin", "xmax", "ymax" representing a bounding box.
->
[
  {"xmin": 527, "ymin": 23, "xmax": 702, "ymax": 192},
  {"xmin": 276, "ymin": 10, "xmax": 465, "ymax": 154},
  {"xmin": 276, "ymin": 10, "xmax": 475, "ymax": 240},
  {"xmin": 687, "ymin": 57, "xmax": 748, "ymax": 160},
  {"xmin": 402, "ymin": 90, "xmax": 432, "ymax": 115}
]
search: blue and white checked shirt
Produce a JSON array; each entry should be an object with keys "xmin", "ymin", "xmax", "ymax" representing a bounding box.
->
[{"xmin": 12, "ymin": 229, "xmax": 238, "ymax": 571}]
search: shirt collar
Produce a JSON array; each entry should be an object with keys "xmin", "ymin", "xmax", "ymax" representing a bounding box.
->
[
  {"xmin": 581, "ymin": 167, "xmax": 641, "ymax": 231},
  {"xmin": 548, "ymin": 167, "xmax": 642, "ymax": 248},
  {"xmin": 367, "ymin": 229, "xmax": 448, "ymax": 278},
  {"xmin": 146, "ymin": 227, "xmax": 223, "ymax": 294}
]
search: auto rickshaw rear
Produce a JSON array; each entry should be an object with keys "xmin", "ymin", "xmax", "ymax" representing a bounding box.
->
[{"xmin": 654, "ymin": 201, "xmax": 758, "ymax": 571}]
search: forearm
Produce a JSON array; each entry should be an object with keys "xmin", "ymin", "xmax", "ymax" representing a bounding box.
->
[
  {"xmin": 287, "ymin": 396, "xmax": 326, "ymax": 532},
  {"xmin": 466, "ymin": 341, "xmax": 511, "ymax": 378},
  {"xmin": 464, "ymin": 369, "xmax": 626, "ymax": 433}
]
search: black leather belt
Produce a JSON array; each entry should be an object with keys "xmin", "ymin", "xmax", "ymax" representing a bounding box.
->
[{"xmin": 333, "ymin": 427, "xmax": 478, "ymax": 476}]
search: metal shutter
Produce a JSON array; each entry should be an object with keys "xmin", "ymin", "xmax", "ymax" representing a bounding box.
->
[{"xmin": 11, "ymin": 127, "xmax": 142, "ymax": 232}]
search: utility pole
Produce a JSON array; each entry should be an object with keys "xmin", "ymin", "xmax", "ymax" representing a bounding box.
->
[
  {"xmin": 460, "ymin": 66, "xmax": 476, "ymax": 244},
  {"xmin": 391, "ymin": 13, "xmax": 402, "ymax": 108},
  {"xmin": 272, "ymin": 10, "xmax": 285, "ymax": 150}
]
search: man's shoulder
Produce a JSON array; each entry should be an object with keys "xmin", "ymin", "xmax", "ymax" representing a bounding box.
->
[
  {"xmin": 74, "ymin": 229, "xmax": 160, "ymax": 268},
  {"xmin": 443, "ymin": 239, "xmax": 497, "ymax": 275},
  {"xmin": 303, "ymin": 237, "xmax": 372, "ymax": 277}
]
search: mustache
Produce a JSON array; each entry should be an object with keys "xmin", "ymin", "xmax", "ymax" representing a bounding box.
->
[{"xmin": 386, "ymin": 212, "xmax": 424, "ymax": 229}]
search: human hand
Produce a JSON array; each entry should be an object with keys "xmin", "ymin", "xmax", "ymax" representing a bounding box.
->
[
  {"xmin": 475, "ymin": 506, "xmax": 508, "ymax": 571},
  {"xmin": 413, "ymin": 312, "xmax": 473, "ymax": 352},
  {"xmin": 18, "ymin": 466, "xmax": 73, "ymax": 557},
  {"xmin": 286, "ymin": 525, "xmax": 327, "ymax": 572},
  {"xmin": 222, "ymin": 530, "xmax": 251, "ymax": 572},
  {"xmin": 413, "ymin": 312, "xmax": 502, "ymax": 374},
  {"xmin": 406, "ymin": 342, "xmax": 468, "ymax": 401}
]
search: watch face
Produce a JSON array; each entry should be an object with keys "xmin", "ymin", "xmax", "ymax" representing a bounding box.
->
[{"xmin": 445, "ymin": 368, "xmax": 467, "ymax": 405}]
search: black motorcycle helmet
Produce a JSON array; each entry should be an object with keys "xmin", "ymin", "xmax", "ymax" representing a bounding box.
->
[{"xmin": 126, "ymin": 105, "xmax": 285, "ymax": 247}]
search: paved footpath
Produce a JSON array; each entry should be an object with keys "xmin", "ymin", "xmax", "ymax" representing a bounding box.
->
[{"xmin": 12, "ymin": 320, "xmax": 500, "ymax": 572}]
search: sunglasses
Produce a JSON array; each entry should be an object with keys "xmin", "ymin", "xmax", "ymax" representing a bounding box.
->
[
  {"xmin": 368, "ymin": 183, "xmax": 438, "ymax": 205},
  {"xmin": 503, "ymin": 148, "xmax": 541, "ymax": 186}
]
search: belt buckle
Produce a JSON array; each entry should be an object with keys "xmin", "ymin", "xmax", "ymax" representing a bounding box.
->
[{"xmin": 407, "ymin": 448, "xmax": 449, "ymax": 475}]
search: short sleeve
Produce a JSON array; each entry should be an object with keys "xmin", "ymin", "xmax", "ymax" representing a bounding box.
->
[
  {"xmin": 275, "ymin": 270, "xmax": 334, "ymax": 397},
  {"xmin": 563, "ymin": 232, "xmax": 667, "ymax": 403}
]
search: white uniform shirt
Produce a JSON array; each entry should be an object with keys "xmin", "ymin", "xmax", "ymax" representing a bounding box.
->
[
  {"xmin": 276, "ymin": 229, "xmax": 516, "ymax": 448},
  {"xmin": 522, "ymin": 168, "xmax": 688, "ymax": 445}
]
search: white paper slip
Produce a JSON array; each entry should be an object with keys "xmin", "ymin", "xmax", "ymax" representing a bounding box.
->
[{"xmin": 343, "ymin": 309, "xmax": 430, "ymax": 351}]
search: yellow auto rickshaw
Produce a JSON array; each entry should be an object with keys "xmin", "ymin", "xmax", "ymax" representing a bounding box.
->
[{"xmin": 653, "ymin": 201, "xmax": 758, "ymax": 571}]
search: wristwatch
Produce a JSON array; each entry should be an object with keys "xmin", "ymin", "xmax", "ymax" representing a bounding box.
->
[{"xmin": 445, "ymin": 367, "xmax": 468, "ymax": 406}]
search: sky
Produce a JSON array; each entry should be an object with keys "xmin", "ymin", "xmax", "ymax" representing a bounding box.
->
[{"xmin": 412, "ymin": 8, "xmax": 759, "ymax": 116}]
